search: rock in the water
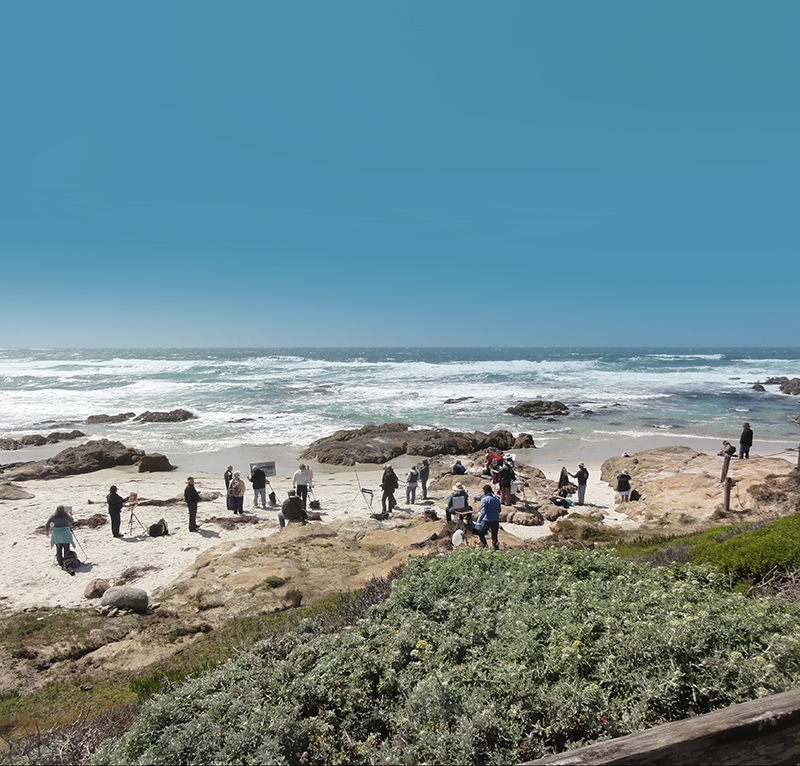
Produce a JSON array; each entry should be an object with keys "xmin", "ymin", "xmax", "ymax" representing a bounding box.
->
[
  {"xmin": 134, "ymin": 409, "xmax": 196, "ymax": 423},
  {"xmin": 84, "ymin": 579, "xmax": 111, "ymax": 599},
  {"xmin": 3, "ymin": 439, "xmax": 145, "ymax": 481},
  {"xmin": 101, "ymin": 585, "xmax": 149, "ymax": 614},
  {"xmin": 0, "ymin": 430, "xmax": 84, "ymax": 450},
  {"xmin": 752, "ymin": 384, "xmax": 766, "ymax": 392},
  {"xmin": 138, "ymin": 453, "xmax": 176, "ymax": 473},
  {"xmin": 505, "ymin": 400, "xmax": 570, "ymax": 418},
  {"xmin": 86, "ymin": 412, "xmax": 135, "ymax": 424}
]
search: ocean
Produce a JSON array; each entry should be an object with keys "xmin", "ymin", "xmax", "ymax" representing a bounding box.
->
[{"xmin": 1, "ymin": 348, "xmax": 799, "ymax": 467}]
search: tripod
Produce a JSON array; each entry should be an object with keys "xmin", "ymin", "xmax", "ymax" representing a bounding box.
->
[{"xmin": 127, "ymin": 494, "xmax": 148, "ymax": 536}]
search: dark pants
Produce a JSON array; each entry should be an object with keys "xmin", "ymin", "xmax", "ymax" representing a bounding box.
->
[
  {"xmin": 477, "ymin": 521, "xmax": 500, "ymax": 551},
  {"xmin": 187, "ymin": 502, "xmax": 198, "ymax": 531},
  {"xmin": 421, "ymin": 478, "xmax": 428, "ymax": 500},
  {"xmin": 739, "ymin": 443, "xmax": 751, "ymax": 459},
  {"xmin": 55, "ymin": 543, "xmax": 71, "ymax": 565},
  {"xmin": 232, "ymin": 495, "xmax": 243, "ymax": 514},
  {"xmin": 381, "ymin": 490, "xmax": 396, "ymax": 513},
  {"xmin": 296, "ymin": 484, "xmax": 308, "ymax": 509},
  {"xmin": 109, "ymin": 508, "xmax": 121, "ymax": 537},
  {"xmin": 226, "ymin": 492, "xmax": 234, "ymax": 511}
]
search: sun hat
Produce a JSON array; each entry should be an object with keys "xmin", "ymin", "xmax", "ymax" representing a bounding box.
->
[{"xmin": 453, "ymin": 482, "xmax": 465, "ymax": 491}]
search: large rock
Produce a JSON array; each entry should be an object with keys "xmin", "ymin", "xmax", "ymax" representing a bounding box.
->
[
  {"xmin": 84, "ymin": 579, "xmax": 111, "ymax": 599},
  {"xmin": 101, "ymin": 585, "xmax": 149, "ymax": 614},
  {"xmin": 2, "ymin": 439, "xmax": 145, "ymax": 481},
  {"xmin": 138, "ymin": 453, "xmax": 176, "ymax": 473},
  {"xmin": 300, "ymin": 423, "xmax": 518, "ymax": 465},
  {"xmin": 134, "ymin": 409, "xmax": 196, "ymax": 423},
  {"xmin": 506, "ymin": 400, "xmax": 570, "ymax": 418},
  {"xmin": 86, "ymin": 412, "xmax": 135, "ymax": 424}
]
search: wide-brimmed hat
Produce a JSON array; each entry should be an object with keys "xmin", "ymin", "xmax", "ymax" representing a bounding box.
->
[{"xmin": 453, "ymin": 482, "xmax": 465, "ymax": 491}]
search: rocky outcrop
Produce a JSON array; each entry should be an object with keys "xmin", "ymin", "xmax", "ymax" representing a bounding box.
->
[
  {"xmin": 134, "ymin": 409, "xmax": 196, "ymax": 423},
  {"xmin": 506, "ymin": 400, "xmax": 570, "ymax": 418},
  {"xmin": 137, "ymin": 453, "xmax": 176, "ymax": 473},
  {"xmin": 1, "ymin": 439, "xmax": 145, "ymax": 481},
  {"xmin": 752, "ymin": 384, "xmax": 766, "ymax": 392},
  {"xmin": 764, "ymin": 377, "xmax": 800, "ymax": 395},
  {"xmin": 100, "ymin": 585, "xmax": 149, "ymax": 614},
  {"xmin": 86, "ymin": 412, "xmax": 135, "ymax": 424},
  {"xmin": 0, "ymin": 430, "xmax": 85, "ymax": 450},
  {"xmin": 300, "ymin": 424, "xmax": 519, "ymax": 465}
]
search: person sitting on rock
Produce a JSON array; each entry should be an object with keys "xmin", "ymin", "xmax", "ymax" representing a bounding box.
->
[
  {"xmin": 279, "ymin": 489, "xmax": 308, "ymax": 529},
  {"xmin": 718, "ymin": 441, "xmax": 736, "ymax": 457},
  {"xmin": 445, "ymin": 482, "xmax": 472, "ymax": 525},
  {"xmin": 452, "ymin": 460, "xmax": 467, "ymax": 475}
]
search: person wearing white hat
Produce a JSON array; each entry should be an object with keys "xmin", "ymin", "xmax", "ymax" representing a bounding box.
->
[{"xmin": 568, "ymin": 463, "xmax": 589, "ymax": 506}]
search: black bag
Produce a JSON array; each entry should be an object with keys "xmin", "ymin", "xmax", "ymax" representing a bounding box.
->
[
  {"xmin": 148, "ymin": 518, "xmax": 169, "ymax": 537},
  {"xmin": 630, "ymin": 489, "xmax": 641, "ymax": 501},
  {"xmin": 61, "ymin": 550, "xmax": 83, "ymax": 574},
  {"xmin": 268, "ymin": 491, "xmax": 278, "ymax": 505}
]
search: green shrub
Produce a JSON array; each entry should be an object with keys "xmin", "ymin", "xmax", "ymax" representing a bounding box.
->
[
  {"xmin": 689, "ymin": 515, "xmax": 800, "ymax": 587},
  {"xmin": 94, "ymin": 549, "xmax": 800, "ymax": 765}
]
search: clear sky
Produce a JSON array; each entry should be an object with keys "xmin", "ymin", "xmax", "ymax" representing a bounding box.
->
[{"xmin": 0, "ymin": 2, "xmax": 797, "ymax": 348}]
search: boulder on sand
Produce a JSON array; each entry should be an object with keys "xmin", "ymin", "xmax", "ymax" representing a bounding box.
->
[
  {"xmin": 138, "ymin": 453, "xmax": 176, "ymax": 472},
  {"xmin": 84, "ymin": 579, "xmax": 111, "ymax": 599},
  {"xmin": 101, "ymin": 585, "xmax": 149, "ymax": 614}
]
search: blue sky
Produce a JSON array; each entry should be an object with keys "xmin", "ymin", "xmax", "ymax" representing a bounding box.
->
[{"xmin": 0, "ymin": 2, "xmax": 797, "ymax": 348}]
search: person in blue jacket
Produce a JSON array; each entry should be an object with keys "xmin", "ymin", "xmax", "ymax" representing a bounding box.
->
[{"xmin": 476, "ymin": 484, "xmax": 501, "ymax": 551}]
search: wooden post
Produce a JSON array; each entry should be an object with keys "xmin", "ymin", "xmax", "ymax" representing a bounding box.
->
[
  {"xmin": 724, "ymin": 477, "xmax": 733, "ymax": 514},
  {"xmin": 720, "ymin": 454, "xmax": 731, "ymax": 484}
]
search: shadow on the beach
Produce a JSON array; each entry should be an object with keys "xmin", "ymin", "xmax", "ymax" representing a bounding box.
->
[{"xmin": 196, "ymin": 528, "xmax": 220, "ymax": 538}]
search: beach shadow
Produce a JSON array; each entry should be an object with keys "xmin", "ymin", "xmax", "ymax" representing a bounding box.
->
[{"xmin": 196, "ymin": 528, "xmax": 220, "ymax": 538}]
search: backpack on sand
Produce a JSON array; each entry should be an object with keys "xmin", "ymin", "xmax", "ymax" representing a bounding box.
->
[{"xmin": 148, "ymin": 518, "xmax": 169, "ymax": 537}]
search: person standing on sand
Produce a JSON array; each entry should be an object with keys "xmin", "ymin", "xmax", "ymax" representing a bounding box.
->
[
  {"xmin": 381, "ymin": 464, "xmax": 399, "ymax": 513},
  {"xmin": 568, "ymin": 463, "xmax": 589, "ymax": 506},
  {"xmin": 106, "ymin": 485, "xmax": 128, "ymax": 538},
  {"xmin": 476, "ymin": 484, "xmax": 501, "ymax": 551},
  {"xmin": 406, "ymin": 464, "xmax": 419, "ymax": 504},
  {"xmin": 228, "ymin": 471, "xmax": 246, "ymax": 514},
  {"xmin": 292, "ymin": 464, "xmax": 312, "ymax": 510},
  {"xmin": 739, "ymin": 423, "xmax": 754, "ymax": 459},
  {"xmin": 418, "ymin": 459, "xmax": 430, "ymax": 500},
  {"xmin": 249, "ymin": 466, "xmax": 268, "ymax": 509},
  {"xmin": 224, "ymin": 465, "xmax": 234, "ymax": 511},
  {"xmin": 45, "ymin": 505, "xmax": 74, "ymax": 567},
  {"xmin": 184, "ymin": 477, "xmax": 201, "ymax": 532},
  {"xmin": 616, "ymin": 471, "xmax": 632, "ymax": 503}
]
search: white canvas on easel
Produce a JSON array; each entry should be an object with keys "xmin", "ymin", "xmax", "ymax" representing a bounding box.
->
[{"xmin": 452, "ymin": 496, "xmax": 466, "ymax": 510}]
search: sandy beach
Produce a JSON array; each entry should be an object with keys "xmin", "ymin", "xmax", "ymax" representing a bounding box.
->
[{"xmin": 0, "ymin": 443, "xmax": 636, "ymax": 613}]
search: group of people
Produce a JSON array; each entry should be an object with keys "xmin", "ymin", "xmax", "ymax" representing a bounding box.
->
[
  {"xmin": 222, "ymin": 463, "xmax": 313, "ymax": 514},
  {"xmin": 379, "ymin": 460, "xmax": 431, "ymax": 513}
]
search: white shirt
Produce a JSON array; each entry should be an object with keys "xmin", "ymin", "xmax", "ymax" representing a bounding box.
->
[{"xmin": 293, "ymin": 469, "xmax": 311, "ymax": 487}]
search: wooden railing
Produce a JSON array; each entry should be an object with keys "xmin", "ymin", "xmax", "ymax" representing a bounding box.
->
[{"xmin": 524, "ymin": 688, "xmax": 800, "ymax": 765}]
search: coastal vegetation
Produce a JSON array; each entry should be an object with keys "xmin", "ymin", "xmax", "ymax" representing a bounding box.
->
[{"xmin": 6, "ymin": 513, "xmax": 800, "ymax": 764}]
